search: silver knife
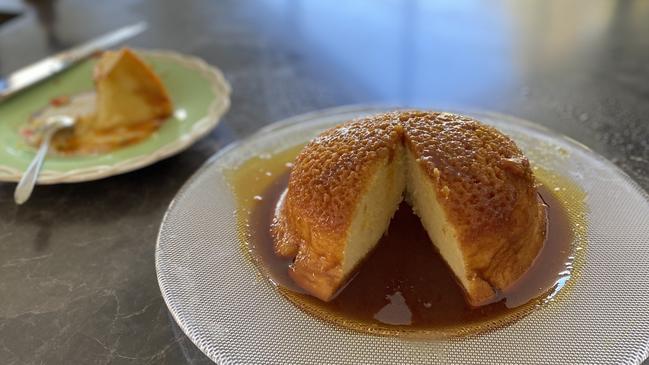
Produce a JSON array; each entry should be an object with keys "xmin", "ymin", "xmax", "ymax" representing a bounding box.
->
[{"xmin": 0, "ymin": 22, "xmax": 147, "ymax": 102}]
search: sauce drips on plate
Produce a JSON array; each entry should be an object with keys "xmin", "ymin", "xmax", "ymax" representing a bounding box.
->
[
  {"xmin": 21, "ymin": 92, "xmax": 164, "ymax": 156},
  {"xmin": 228, "ymin": 145, "xmax": 587, "ymax": 337}
]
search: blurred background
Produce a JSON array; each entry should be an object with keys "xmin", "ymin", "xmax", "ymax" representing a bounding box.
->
[
  {"xmin": 1, "ymin": 0, "xmax": 648, "ymax": 364},
  {"xmin": 1, "ymin": 0, "xmax": 648, "ymax": 186}
]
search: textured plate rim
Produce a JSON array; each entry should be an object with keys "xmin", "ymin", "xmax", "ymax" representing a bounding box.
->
[
  {"xmin": 156, "ymin": 105, "xmax": 649, "ymax": 364},
  {"xmin": 0, "ymin": 49, "xmax": 232, "ymax": 184}
]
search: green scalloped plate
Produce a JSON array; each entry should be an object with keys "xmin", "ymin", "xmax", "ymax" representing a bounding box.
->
[{"xmin": 0, "ymin": 49, "xmax": 230, "ymax": 184}]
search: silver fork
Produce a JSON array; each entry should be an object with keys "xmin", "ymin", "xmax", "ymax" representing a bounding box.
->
[{"xmin": 14, "ymin": 115, "xmax": 76, "ymax": 204}]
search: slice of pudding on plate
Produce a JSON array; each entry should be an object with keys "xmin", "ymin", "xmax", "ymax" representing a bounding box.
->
[
  {"xmin": 89, "ymin": 48, "xmax": 173, "ymax": 131},
  {"xmin": 24, "ymin": 48, "xmax": 173, "ymax": 155}
]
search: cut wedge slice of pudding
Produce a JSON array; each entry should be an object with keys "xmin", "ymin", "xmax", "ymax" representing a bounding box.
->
[
  {"xmin": 90, "ymin": 48, "xmax": 173, "ymax": 130},
  {"xmin": 38, "ymin": 48, "xmax": 174, "ymax": 154},
  {"xmin": 272, "ymin": 111, "xmax": 547, "ymax": 306}
]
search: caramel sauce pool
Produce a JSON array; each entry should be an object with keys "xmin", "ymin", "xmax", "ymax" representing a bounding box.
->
[{"xmin": 228, "ymin": 145, "xmax": 587, "ymax": 337}]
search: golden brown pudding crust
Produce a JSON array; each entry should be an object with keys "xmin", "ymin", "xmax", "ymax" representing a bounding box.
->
[
  {"xmin": 272, "ymin": 111, "xmax": 546, "ymax": 304},
  {"xmin": 400, "ymin": 111, "xmax": 546, "ymax": 303},
  {"xmin": 272, "ymin": 115, "xmax": 402, "ymax": 300}
]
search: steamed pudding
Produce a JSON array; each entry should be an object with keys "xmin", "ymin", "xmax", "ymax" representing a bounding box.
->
[{"xmin": 272, "ymin": 111, "xmax": 547, "ymax": 307}]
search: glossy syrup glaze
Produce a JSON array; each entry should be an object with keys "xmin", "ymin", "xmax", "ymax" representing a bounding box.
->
[{"xmin": 228, "ymin": 145, "xmax": 587, "ymax": 337}]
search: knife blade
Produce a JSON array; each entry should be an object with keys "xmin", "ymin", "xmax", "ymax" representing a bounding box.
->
[{"xmin": 0, "ymin": 22, "xmax": 147, "ymax": 102}]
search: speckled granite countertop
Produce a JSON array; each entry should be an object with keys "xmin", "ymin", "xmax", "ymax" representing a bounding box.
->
[{"xmin": 1, "ymin": 0, "xmax": 648, "ymax": 363}]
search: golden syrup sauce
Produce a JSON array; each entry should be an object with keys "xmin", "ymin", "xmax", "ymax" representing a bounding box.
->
[{"xmin": 228, "ymin": 145, "xmax": 587, "ymax": 337}]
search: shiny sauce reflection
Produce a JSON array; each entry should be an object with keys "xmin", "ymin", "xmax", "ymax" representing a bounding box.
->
[{"xmin": 229, "ymin": 146, "xmax": 586, "ymax": 337}]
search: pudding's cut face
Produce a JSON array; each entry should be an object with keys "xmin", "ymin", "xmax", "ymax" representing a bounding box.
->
[
  {"xmin": 272, "ymin": 115, "xmax": 405, "ymax": 301},
  {"xmin": 402, "ymin": 113, "xmax": 547, "ymax": 305},
  {"xmin": 272, "ymin": 111, "xmax": 547, "ymax": 306}
]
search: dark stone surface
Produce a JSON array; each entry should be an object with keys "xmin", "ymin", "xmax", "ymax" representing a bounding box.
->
[{"xmin": 0, "ymin": 0, "xmax": 648, "ymax": 363}]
